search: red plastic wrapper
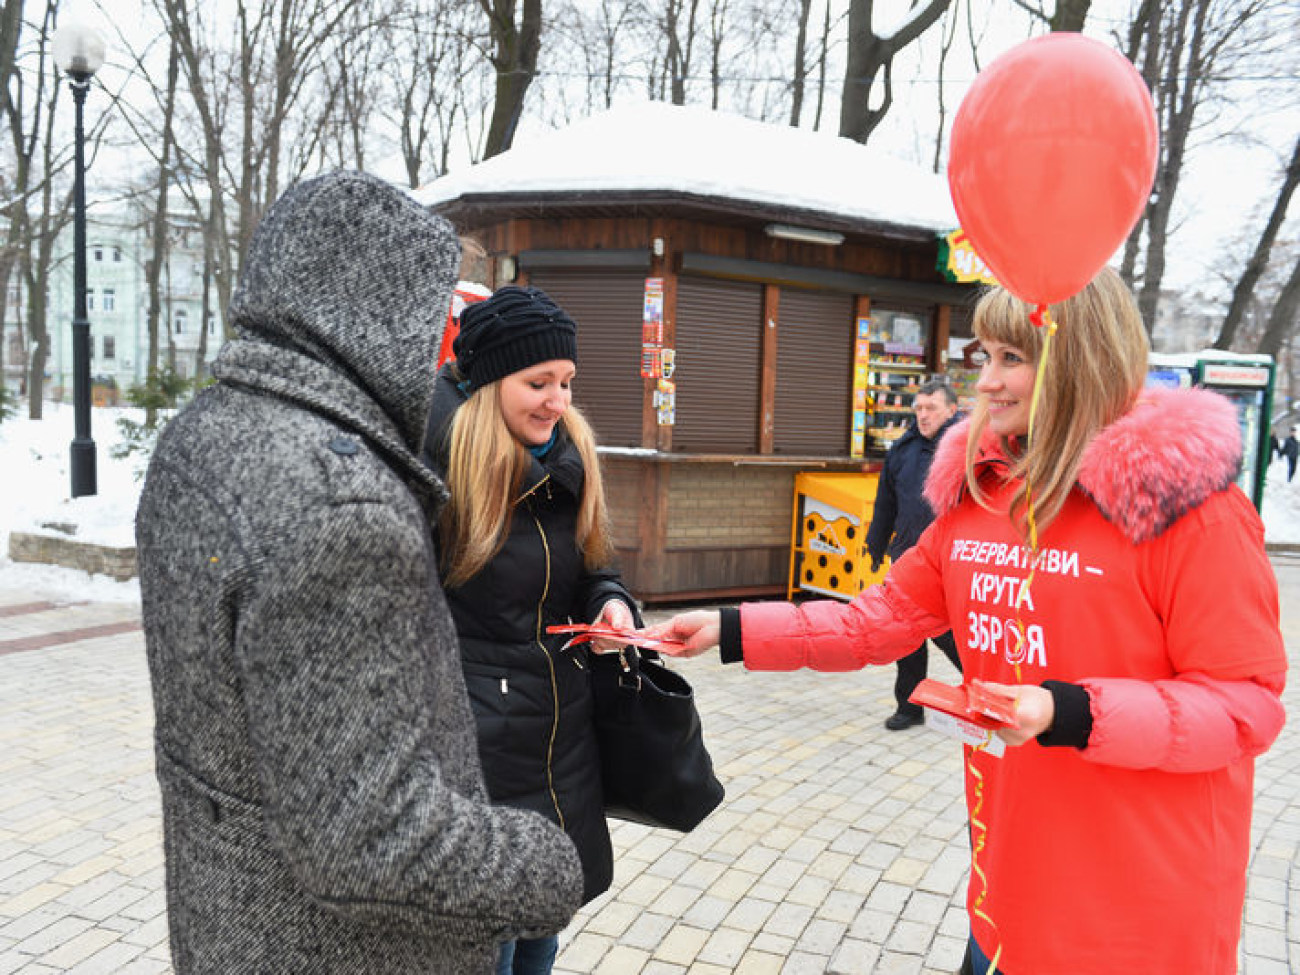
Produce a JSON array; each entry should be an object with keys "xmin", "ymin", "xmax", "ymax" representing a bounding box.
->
[{"xmin": 909, "ymin": 679, "xmax": 1018, "ymax": 730}]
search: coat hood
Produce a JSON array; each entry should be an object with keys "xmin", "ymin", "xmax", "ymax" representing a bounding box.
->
[
  {"xmin": 218, "ymin": 171, "xmax": 459, "ymax": 454},
  {"xmin": 924, "ymin": 386, "xmax": 1242, "ymax": 544}
]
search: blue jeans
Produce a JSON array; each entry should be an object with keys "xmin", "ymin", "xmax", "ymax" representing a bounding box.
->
[
  {"xmin": 966, "ymin": 936, "xmax": 1002, "ymax": 974},
  {"xmin": 496, "ymin": 936, "xmax": 558, "ymax": 975}
]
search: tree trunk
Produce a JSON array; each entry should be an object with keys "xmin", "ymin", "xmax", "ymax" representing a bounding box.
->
[
  {"xmin": 159, "ymin": 0, "xmax": 235, "ymax": 339},
  {"xmin": 144, "ymin": 37, "xmax": 180, "ymax": 427},
  {"xmin": 195, "ymin": 232, "xmax": 212, "ymax": 382},
  {"xmin": 789, "ymin": 0, "xmax": 811, "ymax": 126},
  {"xmin": 1136, "ymin": 0, "xmax": 1208, "ymax": 332},
  {"xmin": 813, "ymin": 0, "xmax": 831, "ymax": 129},
  {"xmin": 23, "ymin": 249, "xmax": 44, "ymax": 419},
  {"xmin": 481, "ymin": 0, "xmax": 542, "ymax": 158},
  {"xmin": 1214, "ymin": 134, "xmax": 1300, "ymax": 350},
  {"xmin": 839, "ymin": 0, "xmax": 949, "ymax": 145},
  {"xmin": 1118, "ymin": 0, "xmax": 1157, "ymax": 293},
  {"xmin": 1049, "ymin": 0, "xmax": 1092, "ymax": 32},
  {"xmin": 1255, "ymin": 256, "xmax": 1300, "ymax": 361}
]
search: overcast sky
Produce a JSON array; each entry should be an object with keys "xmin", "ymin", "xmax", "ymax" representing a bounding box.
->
[{"xmin": 71, "ymin": 0, "xmax": 1300, "ymax": 296}]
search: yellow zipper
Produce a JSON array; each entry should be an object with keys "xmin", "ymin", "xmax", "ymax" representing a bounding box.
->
[{"xmin": 529, "ymin": 492, "xmax": 565, "ymax": 831}]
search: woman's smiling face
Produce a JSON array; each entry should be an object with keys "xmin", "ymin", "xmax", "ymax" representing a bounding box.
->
[
  {"xmin": 497, "ymin": 359, "xmax": 575, "ymax": 446},
  {"xmin": 974, "ymin": 339, "xmax": 1037, "ymax": 438}
]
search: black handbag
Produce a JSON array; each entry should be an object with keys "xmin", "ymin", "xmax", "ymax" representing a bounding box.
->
[{"xmin": 589, "ymin": 647, "xmax": 725, "ymax": 832}]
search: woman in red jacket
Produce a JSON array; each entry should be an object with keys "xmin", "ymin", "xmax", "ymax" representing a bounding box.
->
[{"xmin": 647, "ymin": 267, "xmax": 1286, "ymax": 974}]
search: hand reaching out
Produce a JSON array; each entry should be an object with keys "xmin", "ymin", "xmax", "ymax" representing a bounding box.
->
[{"xmin": 640, "ymin": 610, "xmax": 722, "ymax": 657}]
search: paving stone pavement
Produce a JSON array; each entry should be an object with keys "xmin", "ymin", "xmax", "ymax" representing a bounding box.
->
[{"xmin": 1, "ymin": 556, "xmax": 1298, "ymax": 974}]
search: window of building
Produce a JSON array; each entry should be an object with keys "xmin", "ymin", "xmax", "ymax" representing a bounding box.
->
[
  {"xmin": 175, "ymin": 309, "xmax": 187, "ymax": 335},
  {"xmin": 207, "ymin": 315, "xmax": 216, "ymax": 335},
  {"xmin": 112, "ymin": 246, "xmax": 121, "ymax": 262},
  {"xmin": 87, "ymin": 288, "xmax": 95, "ymax": 311},
  {"xmin": 102, "ymin": 289, "xmax": 115, "ymax": 312},
  {"xmin": 93, "ymin": 245, "xmax": 103, "ymax": 262},
  {"xmin": 103, "ymin": 335, "xmax": 115, "ymax": 359}
]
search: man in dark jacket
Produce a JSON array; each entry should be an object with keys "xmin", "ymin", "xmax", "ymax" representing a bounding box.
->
[
  {"xmin": 134, "ymin": 172, "xmax": 582, "ymax": 975},
  {"xmin": 1282, "ymin": 428, "xmax": 1299, "ymax": 482},
  {"xmin": 866, "ymin": 379, "xmax": 963, "ymax": 730}
]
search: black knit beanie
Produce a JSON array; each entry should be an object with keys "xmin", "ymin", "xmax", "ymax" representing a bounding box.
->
[{"xmin": 453, "ymin": 285, "xmax": 578, "ymax": 390}]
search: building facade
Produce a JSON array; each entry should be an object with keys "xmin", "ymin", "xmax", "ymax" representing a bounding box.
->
[{"xmin": 3, "ymin": 202, "xmax": 225, "ymax": 403}]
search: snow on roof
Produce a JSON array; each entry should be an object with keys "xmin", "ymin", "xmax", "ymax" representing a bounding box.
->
[{"xmin": 414, "ymin": 101, "xmax": 958, "ymax": 235}]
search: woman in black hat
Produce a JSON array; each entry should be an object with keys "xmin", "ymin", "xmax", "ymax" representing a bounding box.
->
[{"xmin": 421, "ymin": 285, "xmax": 640, "ymax": 975}]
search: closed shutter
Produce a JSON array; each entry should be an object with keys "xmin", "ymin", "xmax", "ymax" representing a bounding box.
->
[
  {"xmin": 674, "ymin": 276, "xmax": 763, "ymax": 453},
  {"xmin": 525, "ymin": 269, "xmax": 645, "ymax": 447},
  {"xmin": 774, "ymin": 287, "xmax": 854, "ymax": 455}
]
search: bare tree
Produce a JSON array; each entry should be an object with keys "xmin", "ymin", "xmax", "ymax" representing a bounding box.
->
[
  {"xmin": 480, "ymin": 0, "xmax": 542, "ymax": 157},
  {"xmin": 839, "ymin": 0, "xmax": 950, "ymax": 145},
  {"xmin": 1119, "ymin": 0, "xmax": 1274, "ymax": 331},
  {"xmin": 560, "ymin": 0, "xmax": 636, "ymax": 114},
  {"xmin": 1213, "ymin": 134, "xmax": 1300, "ymax": 350},
  {"xmin": 662, "ymin": 0, "xmax": 699, "ymax": 105},
  {"xmin": 929, "ymin": 0, "xmax": 960, "ymax": 172},
  {"xmin": 7, "ymin": 0, "xmax": 82, "ymax": 419},
  {"xmin": 0, "ymin": 0, "xmax": 26, "ymax": 401},
  {"xmin": 1009, "ymin": 0, "xmax": 1092, "ymax": 32},
  {"xmin": 383, "ymin": 0, "xmax": 484, "ymax": 186},
  {"xmin": 152, "ymin": 0, "xmax": 366, "ymax": 328}
]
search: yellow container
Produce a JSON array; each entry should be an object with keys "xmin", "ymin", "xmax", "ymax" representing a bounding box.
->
[{"xmin": 787, "ymin": 472, "xmax": 889, "ymax": 600}]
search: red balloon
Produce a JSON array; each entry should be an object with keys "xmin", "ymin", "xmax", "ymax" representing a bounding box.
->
[{"xmin": 948, "ymin": 33, "xmax": 1158, "ymax": 306}]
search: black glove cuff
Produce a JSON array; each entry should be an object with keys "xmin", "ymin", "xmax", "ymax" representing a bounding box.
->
[
  {"xmin": 719, "ymin": 608, "xmax": 744, "ymax": 665},
  {"xmin": 1036, "ymin": 680, "xmax": 1093, "ymax": 749}
]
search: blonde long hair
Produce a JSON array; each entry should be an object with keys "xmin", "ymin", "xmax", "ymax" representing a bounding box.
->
[
  {"xmin": 966, "ymin": 266, "xmax": 1150, "ymax": 539},
  {"xmin": 438, "ymin": 379, "xmax": 614, "ymax": 588}
]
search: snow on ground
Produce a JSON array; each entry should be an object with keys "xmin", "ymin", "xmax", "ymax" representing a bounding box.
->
[
  {"xmin": 1, "ymin": 401, "xmax": 1298, "ymax": 605},
  {"xmin": 1, "ymin": 403, "xmax": 146, "ymax": 603},
  {"xmin": 1263, "ymin": 461, "xmax": 1300, "ymax": 545}
]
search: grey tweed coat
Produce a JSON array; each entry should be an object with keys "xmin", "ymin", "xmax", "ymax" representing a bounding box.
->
[{"xmin": 135, "ymin": 172, "xmax": 583, "ymax": 974}]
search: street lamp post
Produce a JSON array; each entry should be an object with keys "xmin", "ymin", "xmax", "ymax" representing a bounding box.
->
[{"xmin": 53, "ymin": 19, "xmax": 106, "ymax": 498}]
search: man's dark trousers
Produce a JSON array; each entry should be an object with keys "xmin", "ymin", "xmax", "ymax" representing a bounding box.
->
[{"xmin": 894, "ymin": 631, "xmax": 962, "ymax": 717}]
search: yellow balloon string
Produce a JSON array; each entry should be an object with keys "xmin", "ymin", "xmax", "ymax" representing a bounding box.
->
[
  {"xmin": 967, "ymin": 303, "xmax": 1056, "ymax": 975},
  {"xmin": 966, "ymin": 740, "xmax": 1005, "ymax": 975},
  {"xmin": 1012, "ymin": 304, "xmax": 1057, "ymax": 676}
]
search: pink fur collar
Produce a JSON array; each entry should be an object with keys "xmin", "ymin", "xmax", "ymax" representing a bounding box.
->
[{"xmin": 923, "ymin": 386, "xmax": 1243, "ymax": 544}]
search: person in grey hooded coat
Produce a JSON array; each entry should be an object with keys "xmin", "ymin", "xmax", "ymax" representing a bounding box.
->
[{"xmin": 134, "ymin": 171, "xmax": 583, "ymax": 975}]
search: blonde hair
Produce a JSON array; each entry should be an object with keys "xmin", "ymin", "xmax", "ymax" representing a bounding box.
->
[
  {"xmin": 966, "ymin": 266, "xmax": 1149, "ymax": 539},
  {"xmin": 438, "ymin": 379, "xmax": 614, "ymax": 587}
]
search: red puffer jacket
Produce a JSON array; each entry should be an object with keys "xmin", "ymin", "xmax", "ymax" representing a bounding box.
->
[{"xmin": 738, "ymin": 386, "xmax": 1286, "ymax": 974}]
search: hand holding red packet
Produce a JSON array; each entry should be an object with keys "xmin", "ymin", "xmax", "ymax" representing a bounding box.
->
[{"xmin": 908, "ymin": 678, "xmax": 1018, "ymax": 730}]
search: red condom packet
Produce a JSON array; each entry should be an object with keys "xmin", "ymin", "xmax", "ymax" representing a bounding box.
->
[
  {"xmin": 545, "ymin": 623, "xmax": 684, "ymax": 653},
  {"xmin": 908, "ymin": 679, "xmax": 1018, "ymax": 730}
]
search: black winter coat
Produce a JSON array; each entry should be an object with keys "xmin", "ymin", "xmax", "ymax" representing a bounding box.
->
[
  {"xmin": 422, "ymin": 366, "xmax": 639, "ymax": 905},
  {"xmin": 865, "ymin": 413, "xmax": 961, "ymax": 566}
]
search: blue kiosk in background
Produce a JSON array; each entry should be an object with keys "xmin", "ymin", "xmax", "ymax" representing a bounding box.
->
[{"xmin": 1147, "ymin": 350, "xmax": 1275, "ymax": 510}]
